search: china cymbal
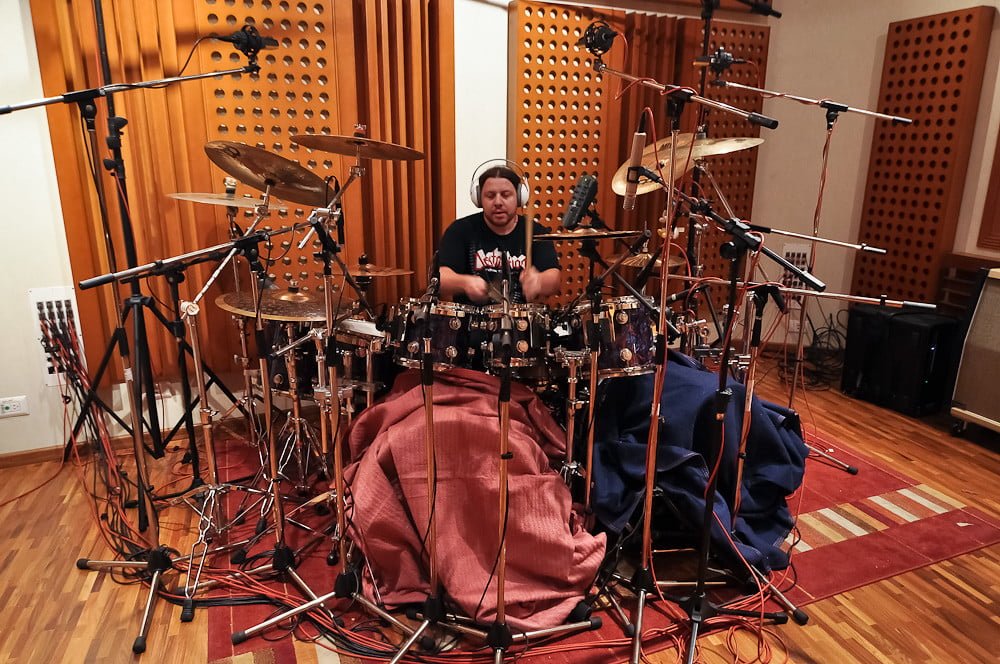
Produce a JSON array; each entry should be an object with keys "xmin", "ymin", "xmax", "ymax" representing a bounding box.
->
[
  {"xmin": 691, "ymin": 136, "xmax": 764, "ymax": 158},
  {"xmin": 611, "ymin": 133, "xmax": 697, "ymax": 197},
  {"xmin": 535, "ymin": 227, "xmax": 642, "ymax": 241},
  {"xmin": 338, "ymin": 263, "xmax": 414, "ymax": 277},
  {"xmin": 291, "ymin": 134, "xmax": 424, "ymax": 161},
  {"xmin": 215, "ymin": 289, "xmax": 339, "ymax": 322},
  {"xmin": 204, "ymin": 141, "xmax": 334, "ymax": 208},
  {"xmin": 613, "ymin": 252, "xmax": 686, "ymax": 270},
  {"xmin": 167, "ymin": 192, "xmax": 288, "ymax": 210}
]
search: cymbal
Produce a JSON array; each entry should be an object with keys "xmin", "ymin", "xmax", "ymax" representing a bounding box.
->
[
  {"xmin": 204, "ymin": 141, "xmax": 334, "ymax": 208},
  {"xmin": 291, "ymin": 134, "xmax": 424, "ymax": 161},
  {"xmin": 167, "ymin": 192, "xmax": 288, "ymax": 210},
  {"xmin": 612, "ymin": 252, "xmax": 686, "ymax": 270},
  {"xmin": 215, "ymin": 289, "xmax": 338, "ymax": 322},
  {"xmin": 535, "ymin": 227, "xmax": 643, "ymax": 241},
  {"xmin": 338, "ymin": 263, "xmax": 414, "ymax": 278},
  {"xmin": 611, "ymin": 133, "xmax": 697, "ymax": 197},
  {"xmin": 691, "ymin": 136, "xmax": 764, "ymax": 158}
]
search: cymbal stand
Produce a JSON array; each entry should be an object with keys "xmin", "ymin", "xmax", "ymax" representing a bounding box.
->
[
  {"xmin": 389, "ymin": 267, "xmax": 444, "ymax": 663},
  {"xmin": 553, "ymin": 348, "xmax": 587, "ymax": 486}
]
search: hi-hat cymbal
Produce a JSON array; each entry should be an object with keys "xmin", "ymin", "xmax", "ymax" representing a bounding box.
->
[
  {"xmin": 167, "ymin": 192, "xmax": 288, "ymax": 210},
  {"xmin": 338, "ymin": 263, "xmax": 414, "ymax": 278},
  {"xmin": 215, "ymin": 289, "xmax": 340, "ymax": 322},
  {"xmin": 291, "ymin": 134, "xmax": 424, "ymax": 161},
  {"xmin": 204, "ymin": 141, "xmax": 334, "ymax": 208},
  {"xmin": 691, "ymin": 136, "xmax": 764, "ymax": 159},
  {"xmin": 535, "ymin": 227, "xmax": 642, "ymax": 241},
  {"xmin": 612, "ymin": 133, "xmax": 697, "ymax": 197},
  {"xmin": 612, "ymin": 252, "xmax": 686, "ymax": 270}
]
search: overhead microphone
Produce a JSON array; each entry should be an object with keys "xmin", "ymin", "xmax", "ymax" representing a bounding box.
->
[
  {"xmin": 213, "ymin": 25, "xmax": 279, "ymax": 56},
  {"xmin": 562, "ymin": 174, "xmax": 598, "ymax": 229},
  {"xmin": 622, "ymin": 114, "xmax": 647, "ymax": 211},
  {"xmin": 578, "ymin": 20, "xmax": 618, "ymax": 57},
  {"xmin": 693, "ymin": 48, "xmax": 748, "ymax": 75}
]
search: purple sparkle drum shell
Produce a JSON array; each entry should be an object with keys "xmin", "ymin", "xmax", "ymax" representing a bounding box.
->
[
  {"xmin": 393, "ymin": 299, "xmax": 479, "ymax": 372},
  {"xmin": 567, "ymin": 296, "xmax": 656, "ymax": 378},
  {"xmin": 481, "ymin": 303, "xmax": 551, "ymax": 368}
]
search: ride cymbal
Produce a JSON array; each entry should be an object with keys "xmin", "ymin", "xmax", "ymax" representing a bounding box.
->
[
  {"xmin": 291, "ymin": 134, "xmax": 424, "ymax": 161},
  {"xmin": 215, "ymin": 289, "xmax": 340, "ymax": 322},
  {"xmin": 167, "ymin": 192, "xmax": 288, "ymax": 210},
  {"xmin": 535, "ymin": 227, "xmax": 642, "ymax": 241},
  {"xmin": 204, "ymin": 141, "xmax": 334, "ymax": 208},
  {"xmin": 611, "ymin": 133, "xmax": 697, "ymax": 197},
  {"xmin": 612, "ymin": 252, "xmax": 686, "ymax": 270}
]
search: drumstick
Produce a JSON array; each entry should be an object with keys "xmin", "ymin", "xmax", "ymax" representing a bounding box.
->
[{"xmin": 525, "ymin": 217, "xmax": 534, "ymax": 270}]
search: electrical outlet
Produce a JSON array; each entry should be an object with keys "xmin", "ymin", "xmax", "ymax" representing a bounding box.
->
[{"xmin": 0, "ymin": 396, "xmax": 29, "ymax": 418}]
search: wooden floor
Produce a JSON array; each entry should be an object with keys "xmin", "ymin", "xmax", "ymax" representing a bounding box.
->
[{"xmin": 0, "ymin": 363, "xmax": 997, "ymax": 664}]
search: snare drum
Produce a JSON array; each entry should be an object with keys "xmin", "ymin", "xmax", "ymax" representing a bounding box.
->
[
  {"xmin": 267, "ymin": 321, "xmax": 319, "ymax": 396},
  {"xmin": 480, "ymin": 303, "xmax": 550, "ymax": 368},
  {"xmin": 568, "ymin": 295, "xmax": 656, "ymax": 378},
  {"xmin": 392, "ymin": 298, "xmax": 478, "ymax": 371}
]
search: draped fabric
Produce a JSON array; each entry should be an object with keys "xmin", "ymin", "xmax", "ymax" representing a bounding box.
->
[
  {"xmin": 29, "ymin": 0, "xmax": 455, "ymax": 378},
  {"xmin": 591, "ymin": 351, "xmax": 808, "ymax": 572},
  {"xmin": 344, "ymin": 368, "xmax": 606, "ymax": 631}
]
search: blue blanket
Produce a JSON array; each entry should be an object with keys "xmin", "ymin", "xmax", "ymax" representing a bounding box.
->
[{"xmin": 591, "ymin": 351, "xmax": 807, "ymax": 571}]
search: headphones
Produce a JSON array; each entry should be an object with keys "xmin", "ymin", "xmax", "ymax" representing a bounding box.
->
[{"xmin": 469, "ymin": 159, "xmax": 530, "ymax": 208}]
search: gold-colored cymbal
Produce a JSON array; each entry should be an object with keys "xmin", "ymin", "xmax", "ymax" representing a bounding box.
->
[
  {"xmin": 204, "ymin": 141, "xmax": 335, "ymax": 208},
  {"xmin": 338, "ymin": 263, "xmax": 414, "ymax": 278},
  {"xmin": 291, "ymin": 134, "xmax": 425, "ymax": 161},
  {"xmin": 215, "ymin": 289, "xmax": 339, "ymax": 322},
  {"xmin": 535, "ymin": 227, "xmax": 643, "ymax": 241},
  {"xmin": 611, "ymin": 133, "xmax": 697, "ymax": 197},
  {"xmin": 612, "ymin": 252, "xmax": 686, "ymax": 270},
  {"xmin": 166, "ymin": 192, "xmax": 288, "ymax": 210},
  {"xmin": 691, "ymin": 136, "xmax": 764, "ymax": 158}
]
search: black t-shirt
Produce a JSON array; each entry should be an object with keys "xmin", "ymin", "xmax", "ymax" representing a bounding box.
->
[{"xmin": 438, "ymin": 213, "xmax": 559, "ymax": 304}]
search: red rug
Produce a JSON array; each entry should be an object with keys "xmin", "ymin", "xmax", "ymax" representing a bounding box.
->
[{"xmin": 201, "ymin": 431, "xmax": 1000, "ymax": 663}]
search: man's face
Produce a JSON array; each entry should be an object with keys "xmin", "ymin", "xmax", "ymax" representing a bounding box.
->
[{"xmin": 481, "ymin": 176, "xmax": 519, "ymax": 232}]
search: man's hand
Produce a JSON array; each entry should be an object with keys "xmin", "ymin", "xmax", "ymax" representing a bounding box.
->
[{"xmin": 463, "ymin": 275, "xmax": 491, "ymax": 304}]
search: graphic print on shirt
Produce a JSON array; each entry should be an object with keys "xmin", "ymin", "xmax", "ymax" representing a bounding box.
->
[{"xmin": 474, "ymin": 249, "xmax": 526, "ymax": 272}]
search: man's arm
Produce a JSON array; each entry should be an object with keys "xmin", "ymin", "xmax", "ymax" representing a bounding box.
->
[
  {"xmin": 440, "ymin": 266, "xmax": 491, "ymax": 303},
  {"xmin": 520, "ymin": 266, "xmax": 561, "ymax": 302}
]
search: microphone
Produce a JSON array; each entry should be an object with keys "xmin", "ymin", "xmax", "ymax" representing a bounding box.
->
[
  {"xmin": 426, "ymin": 250, "xmax": 441, "ymax": 297},
  {"xmin": 622, "ymin": 114, "xmax": 647, "ymax": 211},
  {"xmin": 693, "ymin": 48, "xmax": 748, "ymax": 75},
  {"xmin": 578, "ymin": 21, "xmax": 618, "ymax": 57},
  {"xmin": 736, "ymin": 0, "xmax": 782, "ymax": 18},
  {"xmin": 213, "ymin": 25, "xmax": 279, "ymax": 55},
  {"xmin": 562, "ymin": 174, "xmax": 598, "ymax": 229}
]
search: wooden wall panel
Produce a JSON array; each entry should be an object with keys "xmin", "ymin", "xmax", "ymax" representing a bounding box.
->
[
  {"xmin": 851, "ymin": 7, "xmax": 995, "ymax": 303},
  {"xmin": 31, "ymin": 0, "xmax": 454, "ymax": 379}
]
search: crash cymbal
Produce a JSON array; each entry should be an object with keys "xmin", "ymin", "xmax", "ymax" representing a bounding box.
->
[
  {"xmin": 215, "ymin": 289, "xmax": 338, "ymax": 322},
  {"xmin": 337, "ymin": 263, "xmax": 414, "ymax": 277},
  {"xmin": 291, "ymin": 134, "xmax": 424, "ymax": 161},
  {"xmin": 613, "ymin": 252, "xmax": 686, "ymax": 270},
  {"xmin": 167, "ymin": 192, "xmax": 288, "ymax": 210},
  {"xmin": 535, "ymin": 227, "xmax": 642, "ymax": 241},
  {"xmin": 204, "ymin": 141, "xmax": 334, "ymax": 208},
  {"xmin": 611, "ymin": 133, "xmax": 697, "ymax": 197},
  {"xmin": 691, "ymin": 136, "xmax": 764, "ymax": 158}
]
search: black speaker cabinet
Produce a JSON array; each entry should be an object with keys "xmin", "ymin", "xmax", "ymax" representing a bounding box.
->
[
  {"xmin": 952, "ymin": 268, "xmax": 1000, "ymax": 433},
  {"xmin": 841, "ymin": 304, "xmax": 959, "ymax": 416}
]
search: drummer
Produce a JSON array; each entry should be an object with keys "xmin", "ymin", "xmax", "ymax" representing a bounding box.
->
[{"xmin": 439, "ymin": 163, "xmax": 561, "ymax": 304}]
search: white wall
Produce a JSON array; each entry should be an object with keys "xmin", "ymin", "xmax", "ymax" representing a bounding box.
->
[
  {"xmin": 0, "ymin": 1, "xmax": 76, "ymax": 453},
  {"xmin": 454, "ymin": 0, "xmax": 515, "ymax": 218}
]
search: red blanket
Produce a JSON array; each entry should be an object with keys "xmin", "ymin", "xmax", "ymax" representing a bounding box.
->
[{"xmin": 345, "ymin": 368, "xmax": 606, "ymax": 631}]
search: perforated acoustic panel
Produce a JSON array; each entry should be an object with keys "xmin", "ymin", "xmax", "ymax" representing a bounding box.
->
[
  {"xmin": 851, "ymin": 7, "xmax": 995, "ymax": 303},
  {"xmin": 676, "ymin": 18, "xmax": 769, "ymax": 290}
]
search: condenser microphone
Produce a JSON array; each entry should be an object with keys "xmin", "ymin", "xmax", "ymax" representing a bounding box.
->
[
  {"xmin": 736, "ymin": 0, "xmax": 782, "ymax": 18},
  {"xmin": 693, "ymin": 49, "xmax": 748, "ymax": 74},
  {"xmin": 562, "ymin": 174, "xmax": 598, "ymax": 229},
  {"xmin": 213, "ymin": 25, "xmax": 279, "ymax": 55},
  {"xmin": 622, "ymin": 115, "xmax": 647, "ymax": 211}
]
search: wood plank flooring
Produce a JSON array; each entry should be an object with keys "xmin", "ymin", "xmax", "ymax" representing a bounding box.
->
[{"xmin": 0, "ymin": 363, "xmax": 997, "ymax": 663}]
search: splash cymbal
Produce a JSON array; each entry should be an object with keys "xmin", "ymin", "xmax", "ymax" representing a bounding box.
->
[
  {"xmin": 691, "ymin": 136, "xmax": 764, "ymax": 158},
  {"xmin": 215, "ymin": 289, "xmax": 341, "ymax": 322},
  {"xmin": 611, "ymin": 133, "xmax": 697, "ymax": 197},
  {"xmin": 167, "ymin": 192, "xmax": 288, "ymax": 210},
  {"xmin": 535, "ymin": 227, "xmax": 642, "ymax": 241},
  {"xmin": 204, "ymin": 141, "xmax": 335, "ymax": 208},
  {"xmin": 291, "ymin": 134, "xmax": 424, "ymax": 161}
]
